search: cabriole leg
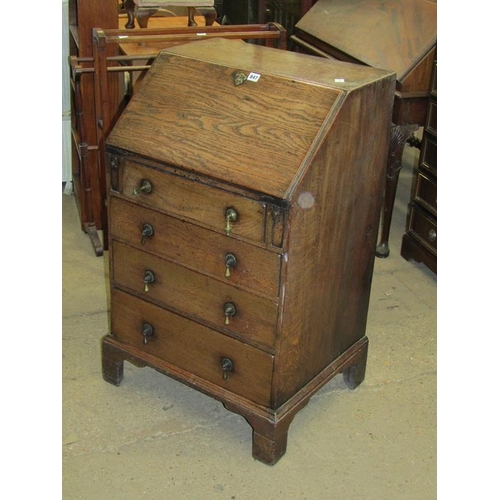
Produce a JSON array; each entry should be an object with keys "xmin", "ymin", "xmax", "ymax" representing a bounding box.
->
[{"xmin": 376, "ymin": 123, "xmax": 419, "ymax": 258}]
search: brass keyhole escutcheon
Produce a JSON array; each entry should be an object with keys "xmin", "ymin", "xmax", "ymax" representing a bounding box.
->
[
  {"xmin": 141, "ymin": 223, "xmax": 154, "ymax": 245},
  {"xmin": 225, "ymin": 208, "xmax": 238, "ymax": 236},
  {"xmin": 223, "ymin": 302, "xmax": 236, "ymax": 325},
  {"xmin": 221, "ymin": 357, "xmax": 234, "ymax": 380},
  {"xmin": 141, "ymin": 323, "xmax": 154, "ymax": 345},
  {"xmin": 133, "ymin": 179, "xmax": 152, "ymax": 196},
  {"xmin": 224, "ymin": 253, "xmax": 237, "ymax": 278},
  {"xmin": 233, "ymin": 72, "xmax": 247, "ymax": 86},
  {"xmin": 143, "ymin": 270, "xmax": 155, "ymax": 292}
]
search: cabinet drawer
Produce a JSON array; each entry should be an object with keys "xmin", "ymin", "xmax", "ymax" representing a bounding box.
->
[
  {"xmin": 420, "ymin": 134, "xmax": 437, "ymax": 175},
  {"xmin": 426, "ymin": 100, "xmax": 437, "ymax": 136},
  {"xmin": 111, "ymin": 289, "xmax": 273, "ymax": 406},
  {"xmin": 408, "ymin": 205, "xmax": 437, "ymax": 254},
  {"xmin": 112, "ymin": 241, "xmax": 278, "ymax": 351},
  {"xmin": 109, "ymin": 197, "xmax": 281, "ymax": 297},
  {"xmin": 116, "ymin": 158, "xmax": 272, "ymax": 244},
  {"xmin": 415, "ymin": 172, "xmax": 437, "ymax": 215}
]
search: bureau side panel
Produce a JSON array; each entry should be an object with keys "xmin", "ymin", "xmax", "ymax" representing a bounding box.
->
[{"xmin": 273, "ymin": 77, "xmax": 395, "ymax": 408}]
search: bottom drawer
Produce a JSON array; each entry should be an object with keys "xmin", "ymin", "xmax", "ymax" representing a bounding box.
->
[
  {"xmin": 408, "ymin": 205, "xmax": 437, "ymax": 255},
  {"xmin": 111, "ymin": 288, "xmax": 273, "ymax": 406}
]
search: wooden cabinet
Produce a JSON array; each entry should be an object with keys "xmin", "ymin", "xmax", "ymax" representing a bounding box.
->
[
  {"xmin": 68, "ymin": 0, "xmax": 119, "ymax": 255},
  {"xmin": 101, "ymin": 38, "xmax": 395, "ymax": 464},
  {"xmin": 401, "ymin": 57, "xmax": 437, "ymax": 273}
]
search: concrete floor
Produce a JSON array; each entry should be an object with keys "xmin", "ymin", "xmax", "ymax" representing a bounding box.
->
[{"xmin": 62, "ymin": 144, "xmax": 437, "ymax": 499}]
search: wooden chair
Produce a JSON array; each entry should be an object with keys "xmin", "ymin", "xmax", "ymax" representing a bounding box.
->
[{"xmin": 123, "ymin": 0, "xmax": 217, "ymax": 28}]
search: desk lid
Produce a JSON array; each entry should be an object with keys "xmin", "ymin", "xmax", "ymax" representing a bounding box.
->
[
  {"xmin": 107, "ymin": 38, "xmax": 393, "ymax": 199},
  {"xmin": 295, "ymin": 0, "xmax": 437, "ymax": 84}
]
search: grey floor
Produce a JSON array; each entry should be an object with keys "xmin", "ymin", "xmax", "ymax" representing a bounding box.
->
[{"xmin": 62, "ymin": 144, "xmax": 437, "ymax": 499}]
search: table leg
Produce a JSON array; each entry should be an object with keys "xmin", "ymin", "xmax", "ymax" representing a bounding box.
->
[
  {"xmin": 123, "ymin": 0, "xmax": 136, "ymax": 29},
  {"xmin": 376, "ymin": 123, "xmax": 418, "ymax": 258}
]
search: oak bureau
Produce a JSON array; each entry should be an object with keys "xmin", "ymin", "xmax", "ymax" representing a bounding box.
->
[{"xmin": 102, "ymin": 38, "xmax": 396, "ymax": 465}]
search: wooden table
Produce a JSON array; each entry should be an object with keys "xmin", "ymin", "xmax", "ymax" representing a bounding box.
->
[{"xmin": 291, "ymin": 0, "xmax": 437, "ymax": 258}]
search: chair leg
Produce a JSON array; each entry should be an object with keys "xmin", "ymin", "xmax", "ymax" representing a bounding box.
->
[
  {"xmin": 188, "ymin": 6, "xmax": 217, "ymax": 26},
  {"xmin": 124, "ymin": 0, "xmax": 136, "ymax": 28},
  {"xmin": 136, "ymin": 8, "xmax": 159, "ymax": 28}
]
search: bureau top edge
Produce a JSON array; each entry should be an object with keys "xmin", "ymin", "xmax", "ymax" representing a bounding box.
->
[{"xmin": 159, "ymin": 38, "xmax": 396, "ymax": 91}]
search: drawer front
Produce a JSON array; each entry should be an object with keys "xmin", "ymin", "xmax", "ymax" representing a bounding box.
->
[
  {"xmin": 111, "ymin": 289, "xmax": 273, "ymax": 406},
  {"xmin": 415, "ymin": 172, "xmax": 437, "ymax": 215},
  {"xmin": 109, "ymin": 197, "xmax": 281, "ymax": 298},
  {"xmin": 408, "ymin": 206, "xmax": 437, "ymax": 254},
  {"xmin": 420, "ymin": 134, "xmax": 437, "ymax": 175},
  {"xmin": 426, "ymin": 101, "xmax": 437, "ymax": 136},
  {"xmin": 117, "ymin": 158, "xmax": 268, "ymax": 244},
  {"xmin": 112, "ymin": 241, "xmax": 278, "ymax": 351}
]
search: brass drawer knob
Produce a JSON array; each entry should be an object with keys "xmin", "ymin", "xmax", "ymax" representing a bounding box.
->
[
  {"xmin": 133, "ymin": 179, "xmax": 152, "ymax": 196},
  {"xmin": 141, "ymin": 223, "xmax": 154, "ymax": 245},
  {"xmin": 224, "ymin": 253, "xmax": 237, "ymax": 278},
  {"xmin": 221, "ymin": 357, "xmax": 234, "ymax": 380},
  {"xmin": 223, "ymin": 302, "xmax": 237, "ymax": 325},
  {"xmin": 141, "ymin": 323, "xmax": 154, "ymax": 345},
  {"xmin": 224, "ymin": 207, "xmax": 238, "ymax": 235},
  {"xmin": 428, "ymin": 228, "xmax": 437, "ymax": 242},
  {"xmin": 143, "ymin": 270, "xmax": 155, "ymax": 292}
]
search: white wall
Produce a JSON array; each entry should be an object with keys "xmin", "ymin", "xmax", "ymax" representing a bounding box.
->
[{"xmin": 62, "ymin": 0, "xmax": 72, "ymax": 183}]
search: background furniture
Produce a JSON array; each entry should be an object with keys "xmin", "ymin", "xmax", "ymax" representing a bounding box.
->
[
  {"xmin": 69, "ymin": 0, "xmax": 285, "ymax": 255},
  {"xmin": 68, "ymin": 0, "xmax": 119, "ymax": 256},
  {"xmin": 102, "ymin": 37, "xmax": 395, "ymax": 464},
  {"xmin": 291, "ymin": 0, "xmax": 437, "ymax": 258},
  {"xmin": 123, "ymin": 0, "xmax": 217, "ymax": 28},
  {"xmin": 401, "ymin": 55, "xmax": 437, "ymax": 273},
  {"xmin": 222, "ymin": 0, "xmax": 304, "ymax": 48}
]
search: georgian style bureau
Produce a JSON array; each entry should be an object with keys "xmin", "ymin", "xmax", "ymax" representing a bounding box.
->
[{"xmin": 102, "ymin": 38, "xmax": 395, "ymax": 465}]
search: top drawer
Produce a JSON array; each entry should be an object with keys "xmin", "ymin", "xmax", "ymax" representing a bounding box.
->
[{"xmin": 110, "ymin": 157, "xmax": 283, "ymax": 246}]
